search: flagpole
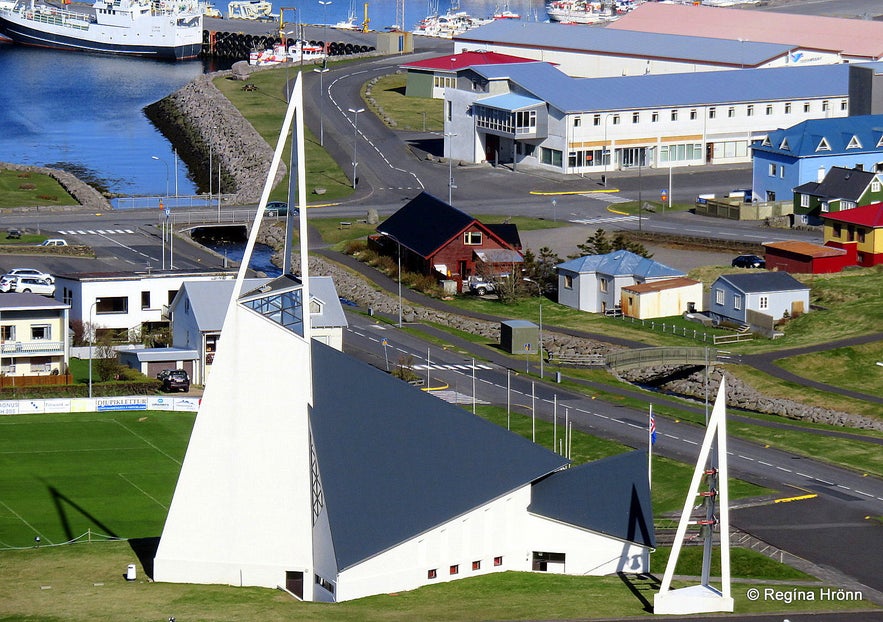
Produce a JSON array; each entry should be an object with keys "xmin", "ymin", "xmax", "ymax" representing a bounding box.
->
[{"xmin": 648, "ymin": 404, "xmax": 654, "ymax": 491}]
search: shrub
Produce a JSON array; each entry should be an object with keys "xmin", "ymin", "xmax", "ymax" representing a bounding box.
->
[
  {"xmin": 18, "ymin": 183, "xmax": 36, "ymax": 190},
  {"xmin": 343, "ymin": 239, "xmax": 367, "ymax": 255}
]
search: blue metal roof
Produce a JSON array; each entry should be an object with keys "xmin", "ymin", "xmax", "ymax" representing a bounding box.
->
[
  {"xmin": 472, "ymin": 62, "xmax": 875, "ymax": 114},
  {"xmin": 716, "ymin": 272, "xmax": 809, "ymax": 294},
  {"xmin": 751, "ymin": 114, "xmax": 883, "ymax": 157},
  {"xmin": 457, "ymin": 19, "xmax": 794, "ymax": 68},
  {"xmin": 477, "ymin": 92, "xmax": 545, "ymax": 111},
  {"xmin": 557, "ymin": 250, "xmax": 685, "ymax": 279}
]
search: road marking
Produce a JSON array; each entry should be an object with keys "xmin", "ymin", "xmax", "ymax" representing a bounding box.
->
[{"xmin": 569, "ymin": 215, "xmax": 638, "ymax": 225}]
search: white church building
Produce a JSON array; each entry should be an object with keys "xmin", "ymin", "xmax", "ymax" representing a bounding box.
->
[{"xmin": 152, "ymin": 74, "xmax": 655, "ymax": 603}]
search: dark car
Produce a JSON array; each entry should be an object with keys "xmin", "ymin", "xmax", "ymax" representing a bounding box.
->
[
  {"xmin": 6, "ymin": 229, "xmax": 21, "ymax": 240},
  {"xmin": 158, "ymin": 369, "xmax": 190, "ymax": 392},
  {"xmin": 731, "ymin": 254, "xmax": 766, "ymax": 269}
]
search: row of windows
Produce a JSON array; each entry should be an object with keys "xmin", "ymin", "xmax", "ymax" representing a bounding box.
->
[
  {"xmin": 831, "ymin": 222, "xmax": 868, "ymax": 243},
  {"xmin": 428, "ymin": 556, "xmax": 503, "ymax": 579},
  {"xmin": 434, "ymin": 75, "xmax": 455, "ymax": 89},
  {"xmin": 476, "ymin": 108, "xmax": 537, "ymax": 134},
  {"xmin": 1, "ymin": 324, "xmax": 53, "ymax": 341},
  {"xmin": 582, "ymin": 99, "xmax": 846, "ymax": 127},
  {"xmin": 714, "ymin": 289, "xmax": 769, "ymax": 309}
]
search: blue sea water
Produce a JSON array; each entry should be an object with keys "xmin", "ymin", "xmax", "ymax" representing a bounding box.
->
[{"xmin": 0, "ymin": 0, "xmax": 544, "ymax": 197}]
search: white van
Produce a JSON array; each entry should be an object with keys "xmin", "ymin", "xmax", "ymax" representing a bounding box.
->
[{"xmin": 40, "ymin": 239, "xmax": 68, "ymax": 247}]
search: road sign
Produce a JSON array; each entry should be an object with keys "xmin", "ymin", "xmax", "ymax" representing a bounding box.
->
[{"xmin": 661, "ymin": 189, "xmax": 668, "ymax": 202}]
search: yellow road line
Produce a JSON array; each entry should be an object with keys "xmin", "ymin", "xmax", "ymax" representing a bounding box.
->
[
  {"xmin": 529, "ymin": 189, "xmax": 620, "ymax": 196},
  {"xmin": 774, "ymin": 493, "xmax": 818, "ymax": 504}
]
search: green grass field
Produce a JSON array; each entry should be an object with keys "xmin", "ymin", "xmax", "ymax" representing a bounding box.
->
[{"xmin": 0, "ymin": 411, "xmax": 192, "ymax": 548}]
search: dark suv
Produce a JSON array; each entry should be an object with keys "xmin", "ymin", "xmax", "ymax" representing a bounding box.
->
[{"xmin": 158, "ymin": 369, "xmax": 190, "ymax": 392}]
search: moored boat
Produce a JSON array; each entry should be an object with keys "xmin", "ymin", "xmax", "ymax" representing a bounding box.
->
[
  {"xmin": 248, "ymin": 40, "xmax": 326, "ymax": 65},
  {"xmin": 0, "ymin": 0, "xmax": 202, "ymax": 60}
]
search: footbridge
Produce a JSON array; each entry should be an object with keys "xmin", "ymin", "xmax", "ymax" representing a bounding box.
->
[{"xmin": 605, "ymin": 347, "xmax": 721, "ymax": 373}]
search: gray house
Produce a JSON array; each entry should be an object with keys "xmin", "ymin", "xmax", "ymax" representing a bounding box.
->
[
  {"xmin": 556, "ymin": 251, "xmax": 685, "ymax": 314},
  {"xmin": 169, "ymin": 275, "xmax": 348, "ymax": 385},
  {"xmin": 709, "ymin": 272, "xmax": 810, "ymax": 332}
]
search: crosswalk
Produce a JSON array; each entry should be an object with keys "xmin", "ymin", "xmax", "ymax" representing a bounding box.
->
[
  {"xmin": 429, "ymin": 390, "xmax": 490, "ymax": 405},
  {"xmin": 568, "ymin": 215, "xmax": 639, "ymax": 226},
  {"xmin": 411, "ymin": 363, "xmax": 493, "ymax": 371},
  {"xmin": 56, "ymin": 229, "xmax": 135, "ymax": 235},
  {"xmin": 580, "ymin": 192, "xmax": 631, "ymax": 204}
]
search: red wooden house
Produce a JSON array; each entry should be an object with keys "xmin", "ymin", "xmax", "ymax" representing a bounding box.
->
[{"xmin": 374, "ymin": 192, "xmax": 522, "ymax": 292}]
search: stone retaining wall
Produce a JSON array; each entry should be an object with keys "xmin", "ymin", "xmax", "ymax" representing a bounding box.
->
[{"xmin": 144, "ymin": 70, "xmax": 283, "ymax": 205}]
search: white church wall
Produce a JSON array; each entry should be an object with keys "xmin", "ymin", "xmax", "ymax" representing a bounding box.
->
[{"xmin": 154, "ymin": 303, "xmax": 315, "ymax": 591}]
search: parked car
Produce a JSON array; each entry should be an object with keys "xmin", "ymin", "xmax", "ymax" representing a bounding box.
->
[
  {"xmin": 0, "ymin": 275, "xmax": 55, "ymax": 296},
  {"xmin": 731, "ymin": 254, "xmax": 766, "ymax": 269},
  {"xmin": 264, "ymin": 202, "xmax": 299, "ymax": 218},
  {"xmin": 4, "ymin": 268, "xmax": 54, "ymax": 283},
  {"xmin": 39, "ymin": 238, "xmax": 68, "ymax": 247},
  {"xmin": 6, "ymin": 229, "xmax": 21, "ymax": 240},
  {"xmin": 158, "ymin": 369, "xmax": 190, "ymax": 392},
  {"xmin": 467, "ymin": 275, "xmax": 497, "ymax": 296}
]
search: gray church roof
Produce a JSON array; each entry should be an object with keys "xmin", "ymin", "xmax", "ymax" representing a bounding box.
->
[
  {"xmin": 471, "ymin": 62, "xmax": 869, "ymax": 115},
  {"xmin": 309, "ymin": 341, "xmax": 570, "ymax": 571},
  {"xmin": 793, "ymin": 167, "xmax": 876, "ymax": 201},
  {"xmin": 529, "ymin": 450, "xmax": 655, "ymax": 549},
  {"xmin": 457, "ymin": 19, "xmax": 794, "ymax": 69}
]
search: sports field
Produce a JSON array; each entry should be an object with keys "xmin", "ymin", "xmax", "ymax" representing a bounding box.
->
[{"xmin": 0, "ymin": 411, "xmax": 194, "ymax": 549}]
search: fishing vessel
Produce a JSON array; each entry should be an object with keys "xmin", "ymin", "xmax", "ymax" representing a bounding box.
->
[
  {"xmin": 546, "ymin": 0, "xmax": 640, "ymax": 24},
  {"xmin": 0, "ymin": 0, "xmax": 202, "ymax": 59},
  {"xmin": 248, "ymin": 40, "xmax": 325, "ymax": 65},
  {"xmin": 332, "ymin": 0, "xmax": 358, "ymax": 29},
  {"xmin": 413, "ymin": 1, "xmax": 491, "ymax": 38}
]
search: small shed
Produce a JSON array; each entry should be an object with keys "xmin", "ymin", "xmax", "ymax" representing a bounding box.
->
[
  {"xmin": 500, "ymin": 319, "xmax": 538, "ymax": 355},
  {"xmin": 763, "ymin": 240, "xmax": 854, "ymax": 274}
]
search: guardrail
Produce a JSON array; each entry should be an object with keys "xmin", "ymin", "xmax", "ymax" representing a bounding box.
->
[{"xmin": 606, "ymin": 346, "xmax": 718, "ymax": 372}]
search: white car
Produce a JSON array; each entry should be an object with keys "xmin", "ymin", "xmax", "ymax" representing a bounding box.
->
[
  {"xmin": 40, "ymin": 238, "xmax": 68, "ymax": 247},
  {"xmin": 4, "ymin": 268, "xmax": 54, "ymax": 283},
  {"xmin": 0, "ymin": 275, "xmax": 55, "ymax": 296}
]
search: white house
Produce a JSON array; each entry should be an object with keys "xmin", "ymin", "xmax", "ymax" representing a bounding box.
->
[
  {"xmin": 709, "ymin": 272, "xmax": 810, "ymax": 333},
  {"xmin": 0, "ymin": 293, "xmax": 70, "ymax": 380},
  {"xmin": 557, "ymin": 251, "xmax": 686, "ymax": 314},
  {"xmin": 169, "ymin": 275, "xmax": 348, "ymax": 385},
  {"xmin": 54, "ymin": 269, "xmax": 237, "ymax": 341},
  {"xmin": 154, "ymin": 270, "xmax": 655, "ymax": 602}
]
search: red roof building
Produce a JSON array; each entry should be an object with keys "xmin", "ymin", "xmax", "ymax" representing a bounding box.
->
[
  {"xmin": 400, "ymin": 50, "xmax": 538, "ymax": 99},
  {"xmin": 822, "ymin": 202, "xmax": 883, "ymax": 267},
  {"xmin": 762, "ymin": 240, "xmax": 853, "ymax": 274}
]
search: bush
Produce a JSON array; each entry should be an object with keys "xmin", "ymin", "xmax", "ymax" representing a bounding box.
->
[
  {"xmin": 18, "ymin": 183, "xmax": 36, "ymax": 190},
  {"xmin": 343, "ymin": 239, "xmax": 367, "ymax": 255}
]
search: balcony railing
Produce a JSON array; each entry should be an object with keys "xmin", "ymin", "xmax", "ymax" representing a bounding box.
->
[{"xmin": 0, "ymin": 341, "xmax": 65, "ymax": 355}]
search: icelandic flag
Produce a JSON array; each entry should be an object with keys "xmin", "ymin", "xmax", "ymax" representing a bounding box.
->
[{"xmin": 649, "ymin": 410, "xmax": 657, "ymax": 445}]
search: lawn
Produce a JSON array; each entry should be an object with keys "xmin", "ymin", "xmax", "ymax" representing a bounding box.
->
[
  {"xmin": 0, "ymin": 168, "xmax": 77, "ymax": 209},
  {"xmin": 213, "ymin": 67, "xmax": 353, "ymax": 204}
]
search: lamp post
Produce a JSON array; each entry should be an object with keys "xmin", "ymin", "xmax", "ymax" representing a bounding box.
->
[
  {"xmin": 88, "ymin": 299, "xmax": 100, "ymax": 399},
  {"xmin": 445, "ymin": 132, "xmax": 458, "ymax": 205},
  {"xmin": 314, "ymin": 63, "xmax": 330, "ymax": 146},
  {"xmin": 348, "ymin": 107, "xmax": 364, "ymax": 188},
  {"xmin": 379, "ymin": 231, "xmax": 403, "ymax": 327},
  {"xmin": 523, "ymin": 277, "xmax": 543, "ymax": 379},
  {"xmin": 602, "ymin": 113, "xmax": 615, "ymax": 179},
  {"xmin": 151, "ymin": 155, "xmax": 169, "ymax": 198}
]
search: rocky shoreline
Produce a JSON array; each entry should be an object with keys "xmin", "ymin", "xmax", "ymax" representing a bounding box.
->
[{"xmin": 0, "ymin": 162, "xmax": 111, "ymax": 212}]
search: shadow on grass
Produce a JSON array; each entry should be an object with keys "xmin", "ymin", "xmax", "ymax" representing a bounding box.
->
[
  {"xmin": 617, "ymin": 571, "xmax": 661, "ymax": 613},
  {"xmin": 129, "ymin": 537, "xmax": 160, "ymax": 579}
]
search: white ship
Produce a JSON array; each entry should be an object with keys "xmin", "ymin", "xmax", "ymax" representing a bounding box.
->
[
  {"xmin": 249, "ymin": 40, "xmax": 326, "ymax": 65},
  {"xmin": 546, "ymin": 0, "xmax": 638, "ymax": 24},
  {"xmin": 0, "ymin": 0, "xmax": 203, "ymax": 60}
]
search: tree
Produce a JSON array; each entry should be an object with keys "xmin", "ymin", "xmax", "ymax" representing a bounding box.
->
[
  {"xmin": 94, "ymin": 333, "xmax": 122, "ymax": 382},
  {"xmin": 522, "ymin": 246, "xmax": 561, "ymax": 295},
  {"xmin": 570, "ymin": 228, "xmax": 652, "ymax": 259}
]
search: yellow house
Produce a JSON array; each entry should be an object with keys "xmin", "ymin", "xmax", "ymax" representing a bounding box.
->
[
  {"xmin": 0, "ymin": 293, "xmax": 70, "ymax": 380},
  {"xmin": 822, "ymin": 202, "xmax": 883, "ymax": 267},
  {"xmin": 620, "ymin": 277, "xmax": 704, "ymax": 320}
]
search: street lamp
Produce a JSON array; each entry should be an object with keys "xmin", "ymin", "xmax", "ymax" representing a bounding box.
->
[
  {"xmin": 523, "ymin": 277, "xmax": 543, "ymax": 379},
  {"xmin": 348, "ymin": 107, "xmax": 364, "ymax": 189},
  {"xmin": 88, "ymin": 299, "xmax": 101, "ymax": 399},
  {"xmin": 445, "ymin": 132, "xmax": 458, "ymax": 205},
  {"xmin": 379, "ymin": 230, "xmax": 403, "ymax": 327},
  {"xmin": 314, "ymin": 63, "xmax": 330, "ymax": 147},
  {"xmin": 151, "ymin": 155, "xmax": 169, "ymax": 198}
]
